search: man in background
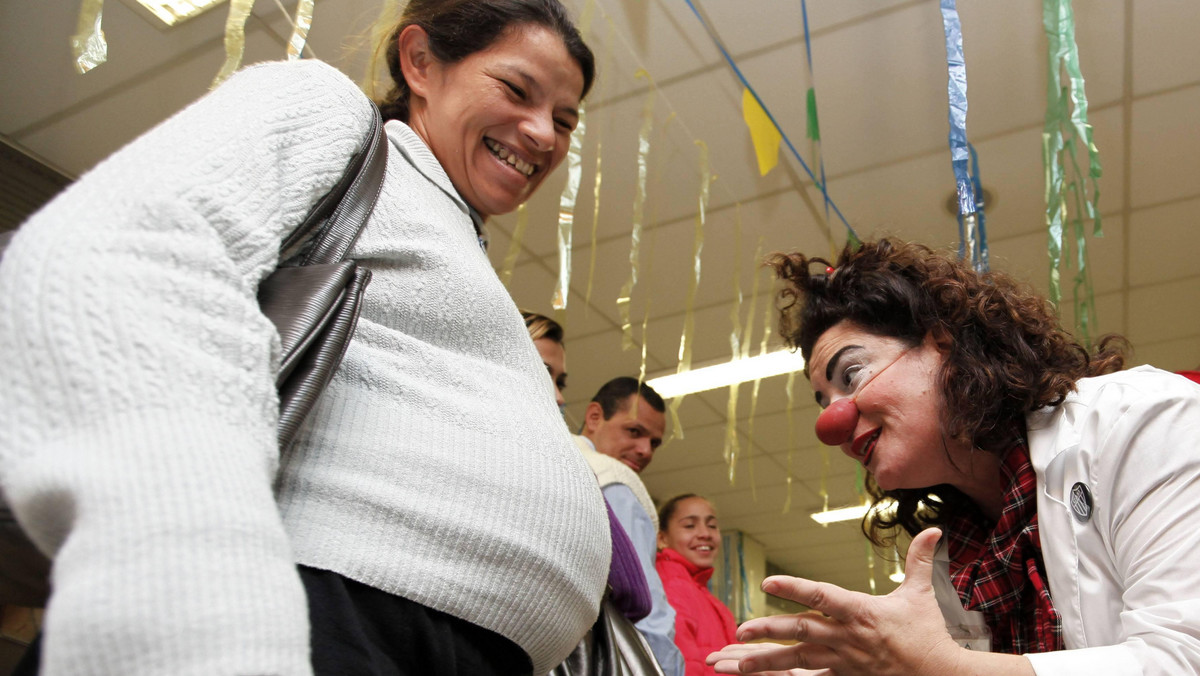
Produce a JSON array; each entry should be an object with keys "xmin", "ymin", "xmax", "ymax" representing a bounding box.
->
[{"xmin": 575, "ymin": 377, "xmax": 683, "ymax": 676}]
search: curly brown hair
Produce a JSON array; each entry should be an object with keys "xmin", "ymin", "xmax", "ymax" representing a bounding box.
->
[{"xmin": 769, "ymin": 238, "xmax": 1127, "ymax": 544}]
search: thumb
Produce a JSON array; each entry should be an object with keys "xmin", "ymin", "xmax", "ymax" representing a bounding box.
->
[{"xmin": 898, "ymin": 527, "xmax": 942, "ymax": 594}]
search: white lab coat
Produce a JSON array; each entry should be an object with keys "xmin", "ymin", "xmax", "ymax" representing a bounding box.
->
[{"xmin": 934, "ymin": 366, "xmax": 1200, "ymax": 676}]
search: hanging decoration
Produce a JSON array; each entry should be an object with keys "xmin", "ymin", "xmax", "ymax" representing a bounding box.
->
[
  {"xmin": 212, "ymin": 0, "xmax": 256, "ymax": 88},
  {"xmin": 940, "ymin": 0, "xmax": 988, "ymax": 272},
  {"xmin": 782, "ymin": 371, "xmax": 796, "ymax": 514},
  {"xmin": 800, "ymin": 0, "xmax": 832, "ymax": 225},
  {"xmin": 72, "ymin": 0, "xmax": 108, "ymax": 74},
  {"xmin": 283, "ymin": 0, "xmax": 315, "ymax": 60},
  {"xmin": 552, "ymin": 107, "xmax": 586, "ymax": 311},
  {"xmin": 744, "ymin": 288, "xmax": 774, "ymax": 502},
  {"xmin": 583, "ymin": 19, "xmax": 615, "ymax": 316},
  {"xmin": 1042, "ymin": 0, "xmax": 1103, "ymax": 345},
  {"xmin": 498, "ymin": 204, "xmax": 529, "ymax": 288},
  {"xmin": 666, "ymin": 141, "xmax": 713, "ymax": 440},
  {"xmin": 617, "ymin": 69, "xmax": 656, "ymax": 350},
  {"xmin": 742, "ymin": 90, "xmax": 781, "ymax": 176},
  {"xmin": 683, "ymin": 0, "xmax": 859, "ymax": 244},
  {"xmin": 724, "ymin": 238, "xmax": 765, "ymax": 485}
]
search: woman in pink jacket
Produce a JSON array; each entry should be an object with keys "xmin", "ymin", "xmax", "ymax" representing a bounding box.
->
[{"xmin": 656, "ymin": 494, "xmax": 738, "ymax": 676}]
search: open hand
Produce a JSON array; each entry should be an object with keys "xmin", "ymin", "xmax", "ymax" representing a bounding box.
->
[{"xmin": 705, "ymin": 528, "xmax": 961, "ymax": 676}]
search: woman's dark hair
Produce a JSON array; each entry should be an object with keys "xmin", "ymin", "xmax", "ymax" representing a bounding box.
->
[
  {"xmin": 658, "ymin": 493, "xmax": 701, "ymax": 533},
  {"xmin": 769, "ymin": 237, "xmax": 1127, "ymax": 545},
  {"xmin": 377, "ymin": 0, "xmax": 595, "ymax": 122}
]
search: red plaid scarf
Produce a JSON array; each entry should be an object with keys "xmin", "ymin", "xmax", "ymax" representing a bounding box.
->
[{"xmin": 942, "ymin": 442, "xmax": 1064, "ymax": 654}]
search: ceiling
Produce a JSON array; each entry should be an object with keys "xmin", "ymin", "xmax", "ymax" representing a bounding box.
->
[{"xmin": 3, "ymin": 0, "xmax": 1199, "ymax": 600}]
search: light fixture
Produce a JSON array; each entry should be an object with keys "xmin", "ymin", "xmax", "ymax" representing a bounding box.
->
[
  {"xmin": 809, "ymin": 504, "xmax": 868, "ymax": 525},
  {"xmin": 810, "ymin": 499, "xmax": 897, "ymax": 526},
  {"xmin": 646, "ymin": 350, "xmax": 806, "ymax": 399},
  {"xmin": 128, "ymin": 0, "xmax": 230, "ymax": 26}
]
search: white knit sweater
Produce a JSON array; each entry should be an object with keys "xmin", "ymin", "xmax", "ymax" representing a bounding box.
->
[{"xmin": 0, "ymin": 60, "xmax": 609, "ymax": 675}]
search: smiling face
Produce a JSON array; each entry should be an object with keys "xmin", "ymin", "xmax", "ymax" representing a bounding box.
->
[
  {"xmin": 658, "ymin": 497, "xmax": 720, "ymax": 570},
  {"xmin": 401, "ymin": 23, "xmax": 584, "ymax": 218},
  {"xmin": 583, "ymin": 394, "xmax": 665, "ymax": 474},
  {"xmin": 808, "ymin": 320, "xmax": 974, "ymax": 492},
  {"xmin": 533, "ymin": 337, "xmax": 567, "ymax": 408}
]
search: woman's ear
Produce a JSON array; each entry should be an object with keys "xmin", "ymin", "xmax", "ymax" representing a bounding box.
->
[
  {"xmin": 928, "ymin": 325, "xmax": 953, "ymax": 354},
  {"xmin": 656, "ymin": 531, "xmax": 668, "ymax": 551},
  {"xmin": 397, "ymin": 24, "xmax": 434, "ymax": 98}
]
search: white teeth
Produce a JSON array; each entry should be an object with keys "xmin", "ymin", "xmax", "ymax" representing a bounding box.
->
[{"xmin": 485, "ymin": 138, "xmax": 535, "ymax": 177}]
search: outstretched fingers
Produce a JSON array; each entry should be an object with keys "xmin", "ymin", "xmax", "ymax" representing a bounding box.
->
[
  {"xmin": 735, "ymin": 611, "xmax": 841, "ymax": 645},
  {"xmin": 756, "ymin": 575, "xmax": 864, "ymax": 624},
  {"xmin": 707, "ymin": 642, "xmax": 836, "ymax": 675}
]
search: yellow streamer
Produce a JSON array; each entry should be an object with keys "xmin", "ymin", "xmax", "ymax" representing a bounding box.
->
[
  {"xmin": 782, "ymin": 371, "xmax": 797, "ymax": 514},
  {"xmin": 552, "ymin": 107, "xmax": 586, "ymax": 310},
  {"xmin": 745, "ymin": 276, "xmax": 774, "ymax": 502},
  {"xmin": 723, "ymin": 206, "xmax": 745, "ymax": 480},
  {"xmin": 213, "ymin": 0, "xmax": 256, "ymax": 89},
  {"xmin": 498, "ymin": 204, "xmax": 529, "ymax": 287},
  {"xmin": 285, "ymin": 0, "xmax": 315, "ymax": 60},
  {"xmin": 666, "ymin": 140, "xmax": 713, "ymax": 440},
  {"xmin": 72, "ymin": 0, "xmax": 107, "ymax": 74},
  {"xmin": 618, "ymin": 70, "xmax": 655, "ymax": 350},
  {"xmin": 583, "ymin": 20, "xmax": 614, "ymax": 317},
  {"xmin": 742, "ymin": 88, "xmax": 782, "ymax": 176},
  {"xmin": 725, "ymin": 237, "xmax": 765, "ymax": 485}
]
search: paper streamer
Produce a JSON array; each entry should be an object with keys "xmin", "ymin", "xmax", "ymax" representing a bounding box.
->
[
  {"xmin": 725, "ymin": 238, "xmax": 765, "ymax": 485},
  {"xmin": 72, "ymin": 0, "xmax": 107, "ymax": 74},
  {"xmin": 940, "ymin": 0, "xmax": 988, "ymax": 272},
  {"xmin": 723, "ymin": 208, "xmax": 746, "ymax": 482},
  {"xmin": 800, "ymin": 0, "xmax": 832, "ymax": 224},
  {"xmin": 285, "ymin": 0, "xmax": 315, "ymax": 60},
  {"xmin": 782, "ymin": 371, "xmax": 797, "ymax": 514},
  {"xmin": 213, "ymin": 0, "xmax": 256, "ymax": 89},
  {"xmin": 744, "ymin": 282, "xmax": 774, "ymax": 502},
  {"xmin": 666, "ymin": 141, "xmax": 713, "ymax": 440},
  {"xmin": 583, "ymin": 19, "xmax": 614, "ymax": 316},
  {"xmin": 1042, "ymin": 0, "xmax": 1103, "ymax": 345},
  {"xmin": 552, "ymin": 108, "xmax": 586, "ymax": 310},
  {"xmin": 618, "ymin": 70, "xmax": 656, "ymax": 350},
  {"xmin": 743, "ymin": 89, "xmax": 781, "ymax": 176},
  {"xmin": 684, "ymin": 0, "xmax": 859, "ymax": 243},
  {"xmin": 866, "ymin": 540, "xmax": 878, "ymax": 595},
  {"xmin": 498, "ymin": 204, "xmax": 529, "ymax": 287}
]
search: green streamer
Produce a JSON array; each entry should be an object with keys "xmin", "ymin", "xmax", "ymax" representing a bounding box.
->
[
  {"xmin": 805, "ymin": 87, "xmax": 821, "ymax": 141},
  {"xmin": 1042, "ymin": 0, "xmax": 1103, "ymax": 345}
]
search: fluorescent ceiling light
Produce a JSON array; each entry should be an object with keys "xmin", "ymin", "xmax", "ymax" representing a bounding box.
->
[
  {"xmin": 810, "ymin": 499, "xmax": 897, "ymax": 526},
  {"xmin": 646, "ymin": 350, "xmax": 806, "ymax": 399},
  {"xmin": 889, "ymin": 569, "xmax": 906, "ymax": 584},
  {"xmin": 809, "ymin": 503, "xmax": 869, "ymax": 525},
  {"xmin": 134, "ymin": 0, "xmax": 228, "ymax": 26}
]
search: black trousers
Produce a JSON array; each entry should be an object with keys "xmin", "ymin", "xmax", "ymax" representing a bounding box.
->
[
  {"xmin": 301, "ymin": 565, "xmax": 532, "ymax": 676},
  {"xmin": 14, "ymin": 567, "xmax": 532, "ymax": 676}
]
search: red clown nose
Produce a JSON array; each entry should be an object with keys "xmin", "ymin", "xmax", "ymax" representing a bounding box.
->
[{"xmin": 815, "ymin": 398, "xmax": 858, "ymax": 446}]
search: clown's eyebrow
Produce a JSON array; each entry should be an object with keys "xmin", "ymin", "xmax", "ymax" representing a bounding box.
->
[{"xmin": 825, "ymin": 345, "xmax": 863, "ymax": 382}]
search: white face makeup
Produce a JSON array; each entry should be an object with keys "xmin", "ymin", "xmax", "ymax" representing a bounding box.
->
[{"xmin": 808, "ymin": 321, "xmax": 970, "ymax": 492}]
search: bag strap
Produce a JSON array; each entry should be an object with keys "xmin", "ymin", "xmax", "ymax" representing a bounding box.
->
[{"xmin": 279, "ymin": 104, "xmax": 387, "ymax": 265}]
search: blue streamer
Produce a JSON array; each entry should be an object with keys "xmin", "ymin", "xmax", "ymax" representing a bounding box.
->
[
  {"xmin": 800, "ymin": 0, "xmax": 832, "ymax": 226},
  {"xmin": 685, "ymin": 0, "xmax": 858, "ymax": 243},
  {"xmin": 940, "ymin": 0, "xmax": 987, "ymax": 271}
]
